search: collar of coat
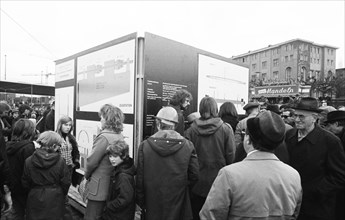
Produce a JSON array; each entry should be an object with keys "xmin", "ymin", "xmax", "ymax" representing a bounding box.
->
[
  {"xmin": 244, "ymin": 150, "xmax": 279, "ymax": 161},
  {"xmin": 286, "ymin": 123, "xmax": 322, "ymax": 145}
]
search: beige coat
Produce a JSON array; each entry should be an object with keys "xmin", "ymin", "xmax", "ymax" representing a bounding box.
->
[
  {"xmin": 200, "ymin": 151, "xmax": 302, "ymax": 220},
  {"xmin": 85, "ymin": 130, "xmax": 123, "ymax": 201}
]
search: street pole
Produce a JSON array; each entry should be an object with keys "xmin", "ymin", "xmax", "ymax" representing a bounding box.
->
[{"xmin": 4, "ymin": 54, "xmax": 7, "ymax": 80}]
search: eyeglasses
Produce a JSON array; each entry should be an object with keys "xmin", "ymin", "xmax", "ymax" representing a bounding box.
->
[
  {"xmin": 281, "ymin": 115, "xmax": 289, "ymax": 119},
  {"xmin": 292, "ymin": 114, "xmax": 306, "ymax": 120}
]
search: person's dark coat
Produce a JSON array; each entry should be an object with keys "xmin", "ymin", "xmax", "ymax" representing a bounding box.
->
[
  {"xmin": 221, "ymin": 115, "xmax": 239, "ymax": 133},
  {"xmin": 22, "ymin": 148, "xmax": 71, "ymax": 220},
  {"xmin": 170, "ymin": 104, "xmax": 185, "ymax": 136},
  {"xmin": 234, "ymin": 142, "xmax": 290, "ymax": 164},
  {"xmin": 0, "ymin": 126, "xmax": 11, "ymax": 214},
  {"xmin": 6, "ymin": 140, "xmax": 35, "ymax": 195},
  {"xmin": 101, "ymin": 158, "xmax": 136, "ymax": 220},
  {"xmin": 286, "ymin": 124, "xmax": 345, "ymax": 220},
  {"xmin": 44, "ymin": 109, "xmax": 55, "ymax": 131},
  {"xmin": 185, "ymin": 117, "xmax": 236, "ymax": 197},
  {"xmin": 65, "ymin": 134, "xmax": 81, "ymax": 186},
  {"xmin": 136, "ymin": 130, "xmax": 199, "ymax": 220}
]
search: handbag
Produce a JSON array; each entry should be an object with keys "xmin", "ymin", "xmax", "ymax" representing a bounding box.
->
[{"xmin": 78, "ymin": 177, "xmax": 89, "ymax": 203}]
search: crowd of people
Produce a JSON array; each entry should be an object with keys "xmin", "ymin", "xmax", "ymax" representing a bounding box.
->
[{"xmin": 1, "ymin": 89, "xmax": 345, "ymax": 220}]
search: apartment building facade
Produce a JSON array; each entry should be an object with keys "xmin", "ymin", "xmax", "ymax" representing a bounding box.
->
[{"xmin": 232, "ymin": 39, "xmax": 337, "ymax": 98}]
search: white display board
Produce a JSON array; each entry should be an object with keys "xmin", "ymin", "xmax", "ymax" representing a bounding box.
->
[
  {"xmin": 76, "ymin": 40, "xmax": 135, "ymax": 114},
  {"xmin": 198, "ymin": 54, "xmax": 249, "ymax": 114},
  {"xmin": 55, "ymin": 60, "xmax": 75, "ymax": 82},
  {"xmin": 55, "ymin": 86, "xmax": 74, "ymax": 129}
]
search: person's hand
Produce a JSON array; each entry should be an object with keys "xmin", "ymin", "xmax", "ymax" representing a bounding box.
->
[{"xmin": 3, "ymin": 185, "xmax": 13, "ymax": 214}]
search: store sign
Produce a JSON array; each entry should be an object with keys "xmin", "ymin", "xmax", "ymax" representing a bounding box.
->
[{"xmin": 255, "ymin": 85, "xmax": 298, "ymax": 96}]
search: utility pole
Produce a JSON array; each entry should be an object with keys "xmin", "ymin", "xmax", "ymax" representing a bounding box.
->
[{"xmin": 4, "ymin": 54, "xmax": 7, "ymax": 80}]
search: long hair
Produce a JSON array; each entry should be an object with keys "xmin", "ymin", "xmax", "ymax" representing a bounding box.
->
[
  {"xmin": 56, "ymin": 115, "xmax": 73, "ymax": 136},
  {"xmin": 219, "ymin": 102, "xmax": 238, "ymax": 119},
  {"xmin": 11, "ymin": 119, "xmax": 36, "ymax": 141},
  {"xmin": 199, "ymin": 96, "xmax": 218, "ymax": 120},
  {"xmin": 169, "ymin": 89, "xmax": 193, "ymax": 106},
  {"xmin": 99, "ymin": 104, "xmax": 124, "ymax": 133}
]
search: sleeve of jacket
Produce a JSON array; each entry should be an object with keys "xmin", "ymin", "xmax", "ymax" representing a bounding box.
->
[
  {"xmin": 60, "ymin": 159, "xmax": 72, "ymax": 195},
  {"xmin": 317, "ymin": 135, "xmax": 345, "ymax": 194},
  {"xmin": 21, "ymin": 159, "xmax": 32, "ymax": 191},
  {"xmin": 105, "ymin": 174, "xmax": 134, "ymax": 213},
  {"xmin": 187, "ymin": 141, "xmax": 199, "ymax": 186},
  {"xmin": 224, "ymin": 124, "xmax": 236, "ymax": 165},
  {"xmin": 136, "ymin": 142, "xmax": 145, "ymax": 209},
  {"xmin": 234, "ymin": 121, "xmax": 244, "ymax": 148},
  {"xmin": 85, "ymin": 134, "xmax": 108, "ymax": 180},
  {"xmin": 199, "ymin": 168, "xmax": 232, "ymax": 220},
  {"xmin": 293, "ymin": 186, "xmax": 303, "ymax": 219}
]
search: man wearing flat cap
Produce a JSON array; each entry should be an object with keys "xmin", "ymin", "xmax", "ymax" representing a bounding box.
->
[
  {"xmin": 234, "ymin": 102, "xmax": 260, "ymax": 148},
  {"xmin": 136, "ymin": 106, "xmax": 199, "ymax": 220},
  {"xmin": 200, "ymin": 110, "xmax": 302, "ymax": 219},
  {"xmin": 285, "ymin": 97, "xmax": 345, "ymax": 220}
]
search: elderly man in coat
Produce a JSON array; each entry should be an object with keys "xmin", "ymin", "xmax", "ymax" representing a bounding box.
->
[
  {"xmin": 136, "ymin": 106, "xmax": 199, "ymax": 220},
  {"xmin": 200, "ymin": 110, "xmax": 302, "ymax": 220},
  {"xmin": 286, "ymin": 97, "xmax": 345, "ymax": 220}
]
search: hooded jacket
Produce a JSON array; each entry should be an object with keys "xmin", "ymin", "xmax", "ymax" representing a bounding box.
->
[
  {"xmin": 101, "ymin": 158, "xmax": 136, "ymax": 220},
  {"xmin": 6, "ymin": 140, "xmax": 35, "ymax": 195},
  {"xmin": 136, "ymin": 130, "xmax": 199, "ymax": 220},
  {"xmin": 22, "ymin": 148, "xmax": 71, "ymax": 220},
  {"xmin": 185, "ymin": 117, "xmax": 236, "ymax": 197}
]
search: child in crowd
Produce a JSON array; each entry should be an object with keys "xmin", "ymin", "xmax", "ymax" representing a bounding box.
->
[
  {"xmin": 100, "ymin": 140, "xmax": 136, "ymax": 220},
  {"xmin": 22, "ymin": 131, "xmax": 71, "ymax": 220}
]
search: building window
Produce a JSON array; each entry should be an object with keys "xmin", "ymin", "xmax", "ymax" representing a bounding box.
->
[
  {"xmin": 277, "ymin": 48, "xmax": 280, "ymax": 54},
  {"xmin": 285, "ymin": 56, "xmax": 289, "ymax": 62},
  {"xmin": 290, "ymin": 55, "xmax": 293, "ymax": 60},
  {"xmin": 273, "ymin": 58, "xmax": 279, "ymax": 67},
  {"xmin": 285, "ymin": 67, "xmax": 292, "ymax": 80},
  {"xmin": 252, "ymin": 63, "xmax": 256, "ymax": 70},
  {"xmin": 317, "ymin": 48, "xmax": 320, "ymax": 54},
  {"xmin": 262, "ymin": 61, "xmax": 267, "ymax": 69},
  {"xmin": 331, "ymin": 49, "xmax": 334, "ymax": 55},
  {"xmin": 328, "ymin": 49, "xmax": 330, "ymax": 54},
  {"xmin": 273, "ymin": 71, "xmax": 279, "ymax": 79},
  {"xmin": 251, "ymin": 75, "xmax": 257, "ymax": 81},
  {"xmin": 331, "ymin": 60, "xmax": 333, "ymax": 65},
  {"xmin": 317, "ymin": 59, "xmax": 320, "ymax": 64},
  {"xmin": 262, "ymin": 73, "xmax": 267, "ymax": 80},
  {"xmin": 327, "ymin": 59, "xmax": 330, "ymax": 65}
]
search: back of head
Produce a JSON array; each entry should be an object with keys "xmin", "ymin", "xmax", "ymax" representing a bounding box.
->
[
  {"xmin": 36, "ymin": 131, "xmax": 63, "ymax": 149},
  {"xmin": 99, "ymin": 104, "xmax": 124, "ymax": 132},
  {"xmin": 0, "ymin": 102, "xmax": 10, "ymax": 114},
  {"xmin": 219, "ymin": 102, "xmax": 238, "ymax": 118},
  {"xmin": 11, "ymin": 119, "xmax": 36, "ymax": 141},
  {"xmin": 199, "ymin": 96, "xmax": 218, "ymax": 120},
  {"xmin": 247, "ymin": 110, "xmax": 285, "ymax": 151}
]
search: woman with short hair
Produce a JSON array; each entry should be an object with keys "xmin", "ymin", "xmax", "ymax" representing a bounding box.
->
[{"xmin": 84, "ymin": 104, "xmax": 125, "ymax": 220}]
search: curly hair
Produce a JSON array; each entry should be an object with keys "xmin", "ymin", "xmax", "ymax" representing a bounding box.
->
[
  {"xmin": 169, "ymin": 89, "xmax": 193, "ymax": 106},
  {"xmin": 106, "ymin": 140, "xmax": 129, "ymax": 160},
  {"xmin": 56, "ymin": 115, "xmax": 73, "ymax": 136},
  {"xmin": 11, "ymin": 119, "xmax": 36, "ymax": 141},
  {"xmin": 99, "ymin": 104, "xmax": 124, "ymax": 133}
]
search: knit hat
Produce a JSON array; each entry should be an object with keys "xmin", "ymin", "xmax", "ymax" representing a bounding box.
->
[
  {"xmin": 247, "ymin": 110, "xmax": 285, "ymax": 150},
  {"xmin": 154, "ymin": 106, "xmax": 178, "ymax": 126}
]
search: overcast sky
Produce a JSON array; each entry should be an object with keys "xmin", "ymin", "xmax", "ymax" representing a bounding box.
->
[{"xmin": 0, "ymin": 0, "xmax": 344, "ymax": 85}]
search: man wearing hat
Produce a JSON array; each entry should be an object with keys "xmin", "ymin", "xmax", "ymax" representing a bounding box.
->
[
  {"xmin": 285, "ymin": 97, "xmax": 345, "ymax": 220},
  {"xmin": 324, "ymin": 110, "xmax": 345, "ymax": 220},
  {"xmin": 136, "ymin": 106, "xmax": 199, "ymax": 220},
  {"xmin": 200, "ymin": 111, "xmax": 302, "ymax": 219},
  {"xmin": 234, "ymin": 102, "xmax": 260, "ymax": 148}
]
